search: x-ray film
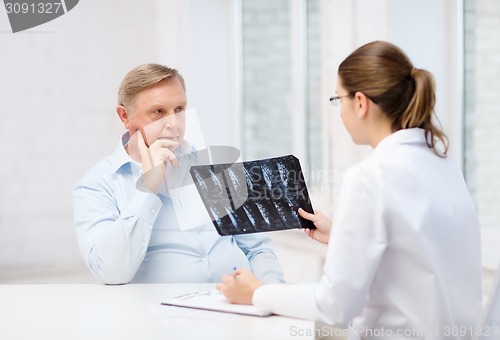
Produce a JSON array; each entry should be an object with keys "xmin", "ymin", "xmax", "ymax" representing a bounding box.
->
[{"xmin": 189, "ymin": 155, "xmax": 315, "ymax": 235}]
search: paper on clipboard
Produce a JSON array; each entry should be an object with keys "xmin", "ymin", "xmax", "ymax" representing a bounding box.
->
[{"xmin": 161, "ymin": 290, "xmax": 271, "ymax": 317}]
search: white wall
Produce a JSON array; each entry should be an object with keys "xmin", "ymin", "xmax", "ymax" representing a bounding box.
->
[
  {"xmin": 466, "ymin": 0, "xmax": 500, "ymax": 292},
  {"xmin": 0, "ymin": 0, "xmax": 159, "ymax": 271},
  {"xmin": 321, "ymin": 0, "xmax": 391, "ymax": 212},
  {"xmin": 0, "ymin": 0, "xmax": 236, "ymax": 274},
  {"xmin": 184, "ymin": 0, "xmax": 240, "ymax": 148},
  {"xmin": 390, "ymin": 0, "xmax": 463, "ymax": 163}
]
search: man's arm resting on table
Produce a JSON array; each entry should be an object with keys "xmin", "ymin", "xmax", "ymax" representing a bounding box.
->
[
  {"xmin": 74, "ymin": 183, "xmax": 161, "ymax": 284},
  {"xmin": 234, "ymin": 234, "xmax": 285, "ymax": 284}
]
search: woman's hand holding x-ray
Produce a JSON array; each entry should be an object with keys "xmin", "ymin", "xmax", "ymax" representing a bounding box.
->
[{"xmin": 298, "ymin": 208, "xmax": 332, "ymax": 244}]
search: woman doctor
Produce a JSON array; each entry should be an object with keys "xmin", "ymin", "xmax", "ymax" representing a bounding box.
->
[{"xmin": 216, "ymin": 41, "xmax": 482, "ymax": 339}]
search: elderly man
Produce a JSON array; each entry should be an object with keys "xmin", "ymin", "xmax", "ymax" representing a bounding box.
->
[{"xmin": 74, "ymin": 64, "xmax": 284, "ymax": 284}]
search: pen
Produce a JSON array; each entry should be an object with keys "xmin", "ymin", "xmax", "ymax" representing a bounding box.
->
[{"xmin": 233, "ymin": 267, "xmax": 240, "ymax": 278}]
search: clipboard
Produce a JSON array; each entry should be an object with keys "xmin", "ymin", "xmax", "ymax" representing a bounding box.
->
[
  {"xmin": 161, "ymin": 290, "xmax": 271, "ymax": 317},
  {"xmin": 189, "ymin": 155, "xmax": 315, "ymax": 236}
]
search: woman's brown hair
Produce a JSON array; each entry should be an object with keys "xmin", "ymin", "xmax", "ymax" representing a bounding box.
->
[{"xmin": 338, "ymin": 41, "xmax": 448, "ymax": 156}]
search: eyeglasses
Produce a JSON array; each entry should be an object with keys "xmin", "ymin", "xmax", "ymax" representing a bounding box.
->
[{"xmin": 329, "ymin": 95, "xmax": 351, "ymax": 107}]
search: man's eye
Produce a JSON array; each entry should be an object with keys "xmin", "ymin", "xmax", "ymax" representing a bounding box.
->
[
  {"xmin": 175, "ymin": 107, "xmax": 185, "ymax": 114},
  {"xmin": 155, "ymin": 109, "xmax": 164, "ymax": 114}
]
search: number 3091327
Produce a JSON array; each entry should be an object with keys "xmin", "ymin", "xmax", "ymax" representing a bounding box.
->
[{"xmin": 5, "ymin": 2, "xmax": 63, "ymax": 14}]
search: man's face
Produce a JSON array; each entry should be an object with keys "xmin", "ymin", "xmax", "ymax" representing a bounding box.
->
[{"xmin": 118, "ymin": 77, "xmax": 187, "ymax": 146}]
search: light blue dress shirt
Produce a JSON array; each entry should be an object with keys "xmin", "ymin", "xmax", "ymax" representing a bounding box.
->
[{"xmin": 73, "ymin": 133, "xmax": 284, "ymax": 284}]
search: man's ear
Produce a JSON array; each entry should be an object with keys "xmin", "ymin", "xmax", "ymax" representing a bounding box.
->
[
  {"xmin": 116, "ymin": 105, "xmax": 129, "ymax": 128},
  {"xmin": 354, "ymin": 92, "xmax": 369, "ymax": 119}
]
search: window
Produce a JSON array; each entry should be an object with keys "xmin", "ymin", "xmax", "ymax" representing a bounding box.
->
[
  {"xmin": 464, "ymin": 0, "xmax": 500, "ymax": 269},
  {"xmin": 241, "ymin": 0, "xmax": 322, "ymax": 188},
  {"xmin": 240, "ymin": 0, "xmax": 326, "ymax": 283}
]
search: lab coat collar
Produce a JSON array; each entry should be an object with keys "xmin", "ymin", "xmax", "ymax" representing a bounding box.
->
[{"xmin": 371, "ymin": 128, "xmax": 427, "ymax": 158}]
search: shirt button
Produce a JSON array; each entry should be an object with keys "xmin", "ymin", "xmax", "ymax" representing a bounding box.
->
[{"xmin": 200, "ymin": 257, "xmax": 206, "ymax": 262}]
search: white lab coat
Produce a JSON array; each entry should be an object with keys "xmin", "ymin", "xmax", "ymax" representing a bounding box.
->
[{"xmin": 253, "ymin": 128, "xmax": 482, "ymax": 339}]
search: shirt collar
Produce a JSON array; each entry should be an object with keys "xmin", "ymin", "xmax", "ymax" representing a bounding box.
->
[{"xmin": 106, "ymin": 132, "xmax": 136, "ymax": 174}]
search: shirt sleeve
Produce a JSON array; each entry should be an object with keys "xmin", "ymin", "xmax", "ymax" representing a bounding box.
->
[
  {"xmin": 233, "ymin": 233, "xmax": 285, "ymax": 284},
  {"xmin": 253, "ymin": 166, "xmax": 388, "ymax": 326},
  {"xmin": 73, "ymin": 174, "xmax": 162, "ymax": 285}
]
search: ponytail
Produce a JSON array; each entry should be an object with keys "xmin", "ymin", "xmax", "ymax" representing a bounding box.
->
[{"xmin": 401, "ymin": 68, "xmax": 448, "ymax": 157}]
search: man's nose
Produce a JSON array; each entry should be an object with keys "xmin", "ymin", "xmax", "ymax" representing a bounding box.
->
[{"xmin": 163, "ymin": 113, "xmax": 179, "ymax": 129}]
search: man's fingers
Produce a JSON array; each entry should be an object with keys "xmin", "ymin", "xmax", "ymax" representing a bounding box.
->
[
  {"xmin": 221, "ymin": 274, "xmax": 235, "ymax": 285},
  {"xmin": 137, "ymin": 131, "xmax": 156, "ymax": 168},
  {"xmin": 150, "ymin": 139, "xmax": 180, "ymax": 151},
  {"xmin": 136, "ymin": 130, "xmax": 148, "ymax": 152},
  {"xmin": 163, "ymin": 152, "xmax": 180, "ymax": 168},
  {"xmin": 215, "ymin": 283, "xmax": 226, "ymax": 291}
]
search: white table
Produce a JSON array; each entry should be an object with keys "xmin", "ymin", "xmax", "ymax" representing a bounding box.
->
[{"xmin": 0, "ymin": 283, "xmax": 316, "ymax": 340}]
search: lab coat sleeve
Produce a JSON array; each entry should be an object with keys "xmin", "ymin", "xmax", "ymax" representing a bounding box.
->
[
  {"xmin": 233, "ymin": 233, "xmax": 285, "ymax": 284},
  {"xmin": 253, "ymin": 166, "xmax": 388, "ymax": 326},
  {"xmin": 73, "ymin": 177, "xmax": 161, "ymax": 285}
]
